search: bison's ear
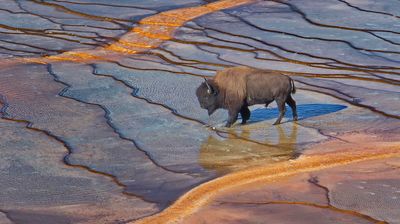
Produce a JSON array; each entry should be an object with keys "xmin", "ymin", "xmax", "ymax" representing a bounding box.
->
[{"xmin": 203, "ymin": 77, "xmax": 216, "ymax": 95}]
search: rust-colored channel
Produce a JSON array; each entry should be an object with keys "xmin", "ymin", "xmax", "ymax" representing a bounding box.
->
[
  {"xmin": 133, "ymin": 146, "xmax": 400, "ymax": 224},
  {"xmin": 8, "ymin": 0, "xmax": 256, "ymax": 65}
]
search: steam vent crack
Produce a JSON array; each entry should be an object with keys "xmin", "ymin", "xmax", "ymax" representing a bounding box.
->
[{"xmin": 1, "ymin": 0, "xmax": 400, "ymax": 223}]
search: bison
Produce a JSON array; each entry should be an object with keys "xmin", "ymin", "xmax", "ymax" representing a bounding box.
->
[{"xmin": 196, "ymin": 66, "xmax": 298, "ymax": 127}]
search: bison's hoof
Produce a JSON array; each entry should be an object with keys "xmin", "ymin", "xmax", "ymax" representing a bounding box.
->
[
  {"xmin": 293, "ymin": 116, "xmax": 298, "ymax": 121},
  {"xmin": 241, "ymin": 120, "xmax": 247, "ymax": 125},
  {"xmin": 225, "ymin": 123, "xmax": 232, "ymax": 128},
  {"xmin": 273, "ymin": 122, "xmax": 280, "ymax": 125}
]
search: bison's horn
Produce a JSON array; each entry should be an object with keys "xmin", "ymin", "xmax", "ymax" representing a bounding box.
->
[{"xmin": 203, "ymin": 77, "xmax": 213, "ymax": 94}]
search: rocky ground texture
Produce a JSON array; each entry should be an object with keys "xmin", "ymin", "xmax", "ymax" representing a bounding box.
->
[{"xmin": 0, "ymin": 0, "xmax": 399, "ymax": 224}]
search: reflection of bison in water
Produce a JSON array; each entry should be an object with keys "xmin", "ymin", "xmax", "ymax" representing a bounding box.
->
[
  {"xmin": 199, "ymin": 125, "xmax": 298, "ymax": 174},
  {"xmin": 196, "ymin": 66, "xmax": 298, "ymax": 127}
]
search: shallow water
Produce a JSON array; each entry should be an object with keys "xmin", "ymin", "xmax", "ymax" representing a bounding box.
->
[{"xmin": 0, "ymin": 0, "xmax": 399, "ymax": 223}]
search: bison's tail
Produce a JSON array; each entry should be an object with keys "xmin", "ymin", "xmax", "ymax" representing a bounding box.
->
[{"xmin": 290, "ymin": 78, "xmax": 296, "ymax": 94}]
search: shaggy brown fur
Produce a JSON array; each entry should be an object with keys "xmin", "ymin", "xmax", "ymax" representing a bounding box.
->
[
  {"xmin": 214, "ymin": 66, "xmax": 250, "ymax": 107},
  {"xmin": 196, "ymin": 66, "xmax": 297, "ymax": 127}
]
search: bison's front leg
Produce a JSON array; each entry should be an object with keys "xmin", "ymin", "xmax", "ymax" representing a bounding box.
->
[{"xmin": 226, "ymin": 108, "xmax": 240, "ymax": 128}]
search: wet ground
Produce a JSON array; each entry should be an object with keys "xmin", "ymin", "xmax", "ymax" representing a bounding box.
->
[{"xmin": 0, "ymin": 0, "xmax": 399, "ymax": 224}]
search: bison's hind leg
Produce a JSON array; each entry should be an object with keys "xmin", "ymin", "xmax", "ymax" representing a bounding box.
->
[
  {"xmin": 273, "ymin": 97, "xmax": 286, "ymax": 125},
  {"xmin": 286, "ymin": 95, "xmax": 298, "ymax": 121},
  {"xmin": 240, "ymin": 106, "xmax": 251, "ymax": 124}
]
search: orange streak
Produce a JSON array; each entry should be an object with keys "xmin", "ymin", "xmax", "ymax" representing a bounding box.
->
[
  {"xmin": 105, "ymin": 0, "xmax": 254, "ymax": 53},
  {"xmin": 13, "ymin": 0, "xmax": 255, "ymax": 64},
  {"xmin": 133, "ymin": 146, "xmax": 400, "ymax": 224}
]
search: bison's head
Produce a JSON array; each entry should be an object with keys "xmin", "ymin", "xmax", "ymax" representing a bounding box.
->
[{"xmin": 196, "ymin": 78, "xmax": 219, "ymax": 116}]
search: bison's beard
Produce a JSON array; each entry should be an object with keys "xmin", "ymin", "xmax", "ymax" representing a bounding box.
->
[{"xmin": 207, "ymin": 106, "xmax": 217, "ymax": 116}]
